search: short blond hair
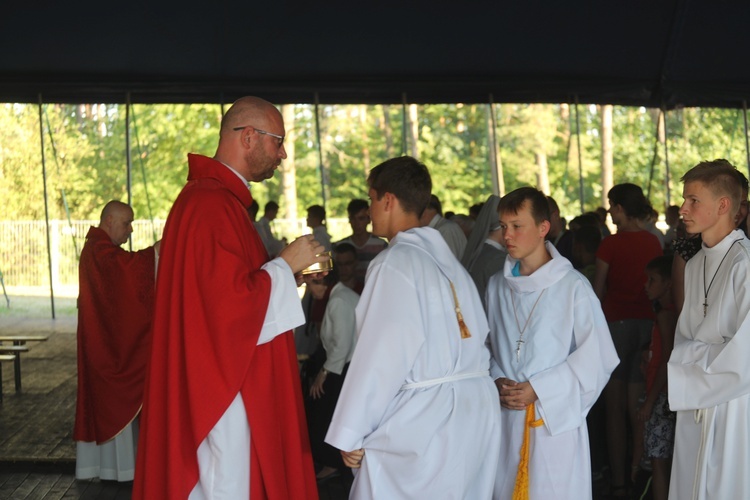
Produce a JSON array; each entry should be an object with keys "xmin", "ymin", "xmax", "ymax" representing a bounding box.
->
[{"xmin": 681, "ymin": 159, "xmax": 743, "ymax": 216}]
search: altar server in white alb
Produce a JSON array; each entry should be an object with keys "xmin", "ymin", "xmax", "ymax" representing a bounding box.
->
[
  {"xmin": 486, "ymin": 187, "xmax": 618, "ymax": 500},
  {"xmin": 667, "ymin": 159, "xmax": 750, "ymax": 500},
  {"xmin": 325, "ymin": 155, "xmax": 501, "ymax": 499}
]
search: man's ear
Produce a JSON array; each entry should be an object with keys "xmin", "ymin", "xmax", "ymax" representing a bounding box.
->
[
  {"xmin": 382, "ymin": 192, "xmax": 395, "ymax": 212},
  {"xmin": 539, "ymin": 220, "xmax": 551, "ymax": 239},
  {"xmin": 718, "ymin": 196, "xmax": 732, "ymax": 216},
  {"xmin": 240, "ymin": 128, "xmax": 253, "ymax": 148}
]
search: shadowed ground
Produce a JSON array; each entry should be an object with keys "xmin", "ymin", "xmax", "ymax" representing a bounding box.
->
[{"xmin": 0, "ymin": 314, "xmax": 353, "ymax": 499}]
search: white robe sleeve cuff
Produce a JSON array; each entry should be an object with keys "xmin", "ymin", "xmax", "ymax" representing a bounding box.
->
[
  {"xmin": 324, "ymin": 423, "xmax": 364, "ymax": 452},
  {"xmin": 258, "ymin": 258, "xmax": 305, "ymax": 345}
]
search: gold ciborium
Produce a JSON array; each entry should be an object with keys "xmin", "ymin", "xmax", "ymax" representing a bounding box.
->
[{"xmin": 300, "ymin": 251, "xmax": 333, "ymax": 275}]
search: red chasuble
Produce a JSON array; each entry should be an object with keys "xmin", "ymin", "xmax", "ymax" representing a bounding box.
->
[
  {"xmin": 73, "ymin": 227, "xmax": 155, "ymax": 443},
  {"xmin": 133, "ymin": 154, "xmax": 317, "ymax": 500}
]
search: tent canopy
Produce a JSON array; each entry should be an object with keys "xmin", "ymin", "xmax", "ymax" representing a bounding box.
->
[{"xmin": 1, "ymin": 0, "xmax": 749, "ymax": 107}]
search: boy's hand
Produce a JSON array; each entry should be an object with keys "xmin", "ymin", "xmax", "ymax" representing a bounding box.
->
[
  {"xmin": 499, "ymin": 379, "xmax": 538, "ymax": 410},
  {"xmin": 341, "ymin": 448, "xmax": 365, "ymax": 469}
]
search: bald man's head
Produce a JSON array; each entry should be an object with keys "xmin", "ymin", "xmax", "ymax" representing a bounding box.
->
[
  {"xmin": 220, "ymin": 97, "xmax": 279, "ymax": 137},
  {"xmin": 215, "ymin": 96, "xmax": 287, "ymax": 183},
  {"xmin": 99, "ymin": 200, "xmax": 134, "ymax": 245}
]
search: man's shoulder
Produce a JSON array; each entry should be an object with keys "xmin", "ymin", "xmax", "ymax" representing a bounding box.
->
[
  {"xmin": 366, "ymin": 235, "xmax": 388, "ymax": 247},
  {"xmin": 331, "ymin": 282, "xmax": 361, "ymax": 302}
]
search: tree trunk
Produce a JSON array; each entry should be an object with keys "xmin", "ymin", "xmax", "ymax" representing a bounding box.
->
[
  {"xmin": 601, "ymin": 104, "xmax": 614, "ymax": 207},
  {"xmin": 359, "ymin": 104, "xmax": 370, "ymax": 177},
  {"xmin": 382, "ymin": 105, "xmax": 394, "ymax": 157},
  {"xmin": 409, "ymin": 104, "xmax": 419, "ymax": 158},
  {"xmin": 536, "ymin": 152, "xmax": 550, "ymax": 194},
  {"xmin": 487, "ymin": 103, "xmax": 505, "ymax": 196},
  {"xmin": 280, "ymin": 104, "xmax": 298, "ymax": 219},
  {"xmin": 560, "ymin": 103, "xmax": 577, "ymax": 182}
]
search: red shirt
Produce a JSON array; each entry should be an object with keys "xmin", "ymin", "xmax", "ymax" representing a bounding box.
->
[{"xmin": 597, "ymin": 230, "xmax": 662, "ymax": 322}]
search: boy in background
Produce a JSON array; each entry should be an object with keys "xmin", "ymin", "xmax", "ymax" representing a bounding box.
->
[{"xmin": 637, "ymin": 255, "xmax": 676, "ymax": 500}]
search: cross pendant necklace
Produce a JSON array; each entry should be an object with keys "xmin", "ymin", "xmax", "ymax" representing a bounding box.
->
[
  {"xmin": 703, "ymin": 239, "xmax": 742, "ymax": 317},
  {"xmin": 510, "ymin": 289, "xmax": 545, "ymax": 362}
]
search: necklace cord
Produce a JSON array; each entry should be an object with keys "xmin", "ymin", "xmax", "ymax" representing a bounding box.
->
[
  {"xmin": 510, "ymin": 289, "xmax": 546, "ymax": 361},
  {"xmin": 703, "ymin": 239, "xmax": 743, "ymax": 300},
  {"xmin": 703, "ymin": 238, "xmax": 743, "ymax": 316}
]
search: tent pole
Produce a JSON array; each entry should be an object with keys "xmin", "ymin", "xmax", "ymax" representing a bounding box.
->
[
  {"xmin": 42, "ymin": 107, "xmax": 79, "ymax": 259},
  {"xmin": 743, "ymin": 101, "xmax": 750, "ymax": 177},
  {"xmin": 662, "ymin": 108, "xmax": 671, "ymax": 207},
  {"xmin": 38, "ymin": 96, "xmax": 56, "ymax": 319},
  {"xmin": 314, "ymin": 93, "xmax": 328, "ymax": 209},
  {"xmin": 130, "ymin": 104, "xmax": 157, "ymax": 242},
  {"xmin": 574, "ymin": 97, "xmax": 584, "ymax": 213},
  {"xmin": 646, "ymin": 110, "xmax": 662, "ymax": 201},
  {"xmin": 125, "ymin": 93, "xmax": 133, "ymax": 251}
]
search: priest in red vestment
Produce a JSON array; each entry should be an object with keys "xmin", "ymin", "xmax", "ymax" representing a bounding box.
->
[
  {"xmin": 74, "ymin": 200, "xmax": 159, "ymax": 481},
  {"xmin": 133, "ymin": 96, "xmax": 324, "ymax": 499}
]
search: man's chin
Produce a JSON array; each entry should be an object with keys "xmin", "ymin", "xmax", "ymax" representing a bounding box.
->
[{"xmin": 683, "ymin": 222, "xmax": 700, "ymax": 234}]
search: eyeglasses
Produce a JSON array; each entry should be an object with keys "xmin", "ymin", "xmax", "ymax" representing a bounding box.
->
[{"xmin": 233, "ymin": 125, "xmax": 285, "ymax": 147}]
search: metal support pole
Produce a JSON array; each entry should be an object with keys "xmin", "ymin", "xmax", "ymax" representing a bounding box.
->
[
  {"xmin": 662, "ymin": 108, "xmax": 671, "ymax": 207},
  {"xmin": 130, "ymin": 104, "xmax": 157, "ymax": 242},
  {"xmin": 743, "ymin": 101, "xmax": 750, "ymax": 177},
  {"xmin": 574, "ymin": 97, "xmax": 585, "ymax": 213},
  {"xmin": 38, "ymin": 96, "xmax": 56, "ymax": 319},
  {"xmin": 126, "ymin": 93, "xmax": 133, "ymax": 251}
]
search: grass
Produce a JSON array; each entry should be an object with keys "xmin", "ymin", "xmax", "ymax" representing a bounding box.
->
[{"xmin": 0, "ymin": 286, "xmax": 77, "ymax": 318}]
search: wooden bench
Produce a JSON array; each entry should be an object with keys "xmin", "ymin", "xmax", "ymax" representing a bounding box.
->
[
  {"xmin": 0, "ymin": 354, "xmax": 16, "ymax": 403},
  {"xmin": 0, "ymin": 335, "xmax": 49, "ymax": 392}
]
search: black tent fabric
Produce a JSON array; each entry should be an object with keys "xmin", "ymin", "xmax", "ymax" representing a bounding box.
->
[{"xmin": 1, "ymin": 0, "xmax": 749, "ymax": 107}]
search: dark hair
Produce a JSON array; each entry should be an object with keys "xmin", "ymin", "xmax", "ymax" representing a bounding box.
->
[
  {"xmin": 427, "ymin": 194, "xmax": 443, "ymax": 215},
  {"xmin": 264, "ymin": 201, "xmax": 279, "ymax": 212},
  {"xmin": 646, "ymin": 255, "xmax": 673, "ymax": 280},
  {"xmin": 333, "ymin": 242, "xmax": 357, "ymax": 257},
  {"xmin": 607, "ymin": 183, "xmax": 653, "ymax": 219},
  {"xmin": 681, "ymin": 159, "xmax": 743, "ymax": 215},
  {"xmin": 248, "ymin": 200, "xmax": 259, "ymax": 218},
  {"xmin": 546, "ymin": 196, "xmax": 560, "ymax": 215},
  {"xmin": 469, "ymin": 203, "xmax": 483, "ymax": 218},
  {"xmin": 347, "ymin": 199, "xmax": 369, "ymax": 218},
  {"xmin": 572, "ymin": 225, "xmax": 602, "ymax": 254},
  {"xmin": 498, "ymin": 187, "xmax": 550, "ymax": 224},
  {"xmin": 570, "ymin": 212, "xmax": 601, "ymax": 231},
  {"xmin": 307, "ymin": 204, "xmax": 326, "ymax": 222},
  {"xmin": 368, "ymin": 156, "xmax": 432, "ymax": 216},
  {"xmin": 322, "ymin": 264, "xmax": 340, "ymax": 287}
]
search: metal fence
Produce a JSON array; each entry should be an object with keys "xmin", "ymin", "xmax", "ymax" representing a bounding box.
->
[{"xmin": 0, "ymin": 218, "xmax": 351, "ymax": 287}]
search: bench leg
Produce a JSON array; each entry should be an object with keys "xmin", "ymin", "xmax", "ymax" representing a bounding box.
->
[
  {"xmin": 14, "ymin": 354, "xmax": 21, "ymax": 392},
  {"xmin": 0, "ymin": 361, "xmax": 4, "ymax": 403}
]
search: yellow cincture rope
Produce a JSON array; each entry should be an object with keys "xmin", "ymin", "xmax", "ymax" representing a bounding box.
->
[
  {"xmin": 449, "ymin": 281, "xmax": 472, "ymax": 339},
  {"xmin": 512, "ymin": 402, "xmax": 544, "ymax": 500}
]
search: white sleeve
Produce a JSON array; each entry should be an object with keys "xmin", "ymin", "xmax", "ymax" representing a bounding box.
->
[
  {"xmin": 257, "ymin": 257, "xmax": 305, "ymax": 345},
  {"xmin": 321, "ymin": 295, "xmax": 357, "ymax": 375},
  {"xmin": 325, "ymin": 260, "xmax": 425, "ymax": 451},
  {"xmin": 530, "ymin": 282, "xmax": 619, "ymax": 435}
]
